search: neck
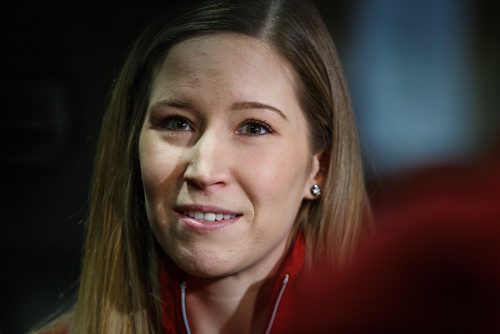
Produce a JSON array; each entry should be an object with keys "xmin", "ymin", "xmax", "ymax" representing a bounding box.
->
[
  {"xmin": 183, "ymin": 236, "xmax": 293, "ymax": 334},
  {"xmin": 185, "ymin": 273, "xmax": 277, "ymax": 334}
]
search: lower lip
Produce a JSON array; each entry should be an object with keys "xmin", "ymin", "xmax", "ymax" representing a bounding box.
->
[{"xmin": 174, "ymin": 212, "xmax": 240, "ymax": 233}]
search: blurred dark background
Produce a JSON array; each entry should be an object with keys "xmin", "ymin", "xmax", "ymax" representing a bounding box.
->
[{"xmin": 1, "ymin": 0, "xmax": 498, "ymax": 333}]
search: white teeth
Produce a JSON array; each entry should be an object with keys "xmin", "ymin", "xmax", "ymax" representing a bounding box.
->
[
  {"xmin": 184, "ymin": 210, "xmax": 236, "ymax": 222},
  {"xmin": 204, "ymin": 213, "xmax": 216, "ymax": 222}
]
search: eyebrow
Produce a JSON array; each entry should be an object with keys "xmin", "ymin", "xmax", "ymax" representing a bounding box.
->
[
  {"xmin": 232, "ymin": 101, "xmax": 288, "ymax": 121},
  {"xmin": 148, "ymin": 99, "xmax": 193, "ymax": 112},
  {"xmin": 148, "ymin": 99, "xmax": 288, "ymax": 121}
]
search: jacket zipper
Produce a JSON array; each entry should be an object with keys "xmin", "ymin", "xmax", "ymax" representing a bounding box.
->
[{"xmin": 180, "ymin": 274, "xmax": 290, "ymax": 334}]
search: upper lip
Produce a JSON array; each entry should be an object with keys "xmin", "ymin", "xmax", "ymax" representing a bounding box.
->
[{"xmin": 174, "ymin": 204, "xmax": 241, "ymax": 215}]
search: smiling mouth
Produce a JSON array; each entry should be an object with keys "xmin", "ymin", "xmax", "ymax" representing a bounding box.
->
[{"xmin": 181, "ymin": 210, "xmax": 238, "ymax": 222}]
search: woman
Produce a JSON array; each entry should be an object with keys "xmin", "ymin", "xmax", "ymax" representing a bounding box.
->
[{"xmin": 36, "ymin": 0, "xmax": 370, "ymax": 333}]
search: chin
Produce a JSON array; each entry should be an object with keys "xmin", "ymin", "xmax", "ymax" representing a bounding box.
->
[{"xmin": 171, "ymin": 246, "xmax": 239, "ymax": 278}]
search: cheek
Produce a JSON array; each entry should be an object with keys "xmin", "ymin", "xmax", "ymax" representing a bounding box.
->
[
  {"xmin": 239, "ymin": 142, "xmax": 311, "ymax": 211},
  {"xmin": 139, "ymin": 133, "xmax": 182, "ymax": 205}
]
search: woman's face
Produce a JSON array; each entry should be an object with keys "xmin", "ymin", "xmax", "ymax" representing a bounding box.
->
[{"xmin": 139, "ymin": 33, "xmax": 322, "ymax": 279}]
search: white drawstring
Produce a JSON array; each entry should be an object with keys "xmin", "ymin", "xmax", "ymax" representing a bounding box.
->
[
  {"xmin": 264, "ymin": 274, "xmax": 290, "ymax": 334},
  {"xmin": 180, "ymin": 280, "xmax": 192, "ymax": 334}
]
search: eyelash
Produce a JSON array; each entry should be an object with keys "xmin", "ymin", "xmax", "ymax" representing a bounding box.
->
[
  {"xmin": 157, "ymin": 114, "xmax": 193, "ymax": 131},
  {"xmin": 155, "ymin": 115, "xmax": 274, "ymax": 136},
  {"xmin": 237, "ymin": 119, "xmax": 274, "ymax": 136}
]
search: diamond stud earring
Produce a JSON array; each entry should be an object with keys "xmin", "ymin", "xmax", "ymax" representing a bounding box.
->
[{"xmin": 310, "ymin": 184, "xmax": 321, "ymax": 197}]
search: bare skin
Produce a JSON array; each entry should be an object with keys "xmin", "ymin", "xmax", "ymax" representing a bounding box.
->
[
  {"xmin": 139, "ymin": 33, "xmax": 323, "ymax": 333},
  {"xmin": 186, "ymin": 273, "xmax": 278, "ymax": 334}
]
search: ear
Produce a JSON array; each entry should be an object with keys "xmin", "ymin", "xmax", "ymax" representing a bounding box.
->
[{"xmin": 303, "ymin": 150, "xmax": 328, "ymax": 200}]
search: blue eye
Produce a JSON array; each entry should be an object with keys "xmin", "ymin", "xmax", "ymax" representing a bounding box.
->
[
  {"xmin": 238, "ymin": 120, "xmax": 273, "ymax": 136},
  {"xmin": 161, "ymin": 116, "xmax": 193, "ymax": 131}
]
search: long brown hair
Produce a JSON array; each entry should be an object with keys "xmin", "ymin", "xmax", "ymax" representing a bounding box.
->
[{"xmin": 42, "ymin": 1, "xmax": 371, "ymax": 332}]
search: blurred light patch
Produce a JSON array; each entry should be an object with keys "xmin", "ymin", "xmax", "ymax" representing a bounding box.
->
[{"xmin": 347, "ymin": 0, "xmax": 476, "ymax": 174}]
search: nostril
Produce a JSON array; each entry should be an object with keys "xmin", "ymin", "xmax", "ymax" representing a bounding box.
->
[
  {"xmin": 185, "ymin": 177, "xmax": 206, "ymax": 190},
  {"xmin": 184, "ymin": 177, "xmax": 226, "ymax": 192}
]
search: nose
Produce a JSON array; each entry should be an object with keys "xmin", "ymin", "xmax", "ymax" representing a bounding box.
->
[{"xmin": 183, "ymin": 130, "xmax": 229, "ymax": 190}]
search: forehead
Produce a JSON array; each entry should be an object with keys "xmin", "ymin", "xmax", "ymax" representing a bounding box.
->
[{"xmin": 150, "ymin": 33, "xmax": 298, "ymax": 105}]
